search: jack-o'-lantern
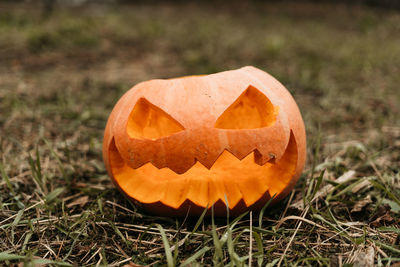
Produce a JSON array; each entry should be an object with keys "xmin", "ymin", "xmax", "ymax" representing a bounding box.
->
[{"xmin": 103, "ymin": 66, "xmax": 306, "ymax": 216}]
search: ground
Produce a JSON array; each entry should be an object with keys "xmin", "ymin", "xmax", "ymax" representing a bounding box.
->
[{"xmin": 0, "ymin": 1, "xmax": 400, "ymax": 266}]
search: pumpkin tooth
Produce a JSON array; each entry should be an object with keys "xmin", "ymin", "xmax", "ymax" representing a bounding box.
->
[
  {"xmin": 208, "ymin": 177, "xmax": 226, "ymax": 207},
  {"xmin": 194, "ymin": 157, "xmax": 216, "ymax": 170},
  {"xmin": 160, "ymin": 178, "xmax": 189, "ymax": 209},
  {"xmin": 222, "ymin": 181, "xmax": 243, "ymax": 208},
  {"xmin": 223, "ymin": 146, "xmax": 256, "ymax": 161},
  {"xmin": 164, "ymin": 158, "xmax": 197, "ymax": 175},
  {"xmin": 132, "ymin": 179, "xmax": 166, "ymax": 204},
  {"xmin": 236, "ymin": 175, "xmax": 267, "ymax": 207},
  {"xmin": 185, "ymin": 177, "xmax": 209, "ymax": 207}
]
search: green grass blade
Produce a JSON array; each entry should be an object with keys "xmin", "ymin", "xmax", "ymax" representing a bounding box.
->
[
  {"xmin": 310, "ymin": 170, "xmax": 325, "ymax": 201},
  {"xmin": 28, "ymin": 153, "xmax": 44, "ymax": 194},
  {"xmin": 157, "ymin": 224, "xmax": 174, "ymax": 267},
  {"xmin": 378, "ymin": 227, "xmax": 400, "ymax": 234},
  {"xmin": 22, "ymin": 232, "xmax": 32, "ymax": 252},
  {"xmin": 258, "ymin": 193, "xmax": 276, "ymax": 228},
  {"xmin": 180, "ymin": 246, "xmax": 211, "ymax": 267},
  {"xmin": 226, "ymin": 221, "xmax": 241, "ymax": 266},
  {"xmin": 0, "ymin": 161, "xmax": 24, "ymax": 208},
  {"xmin": 0, "ymin": 161, "xmax": 14, "ymax": 195},
  {"xmin": 370, "ymin": 180, "xmax": 400, "ymax": 206},
  {"xmin": 0, "ymin": 252, "xmax": 24, "ymax": 261},
  {"xmin": 211, "ymin": 206, "xmax": 223, "ymax": 263},
  {"xmin": 31, "ymin": 258, "xmax": 72, "ymax": 266},
  {"xmin": 11, "ymin": 209, "xmax": 24, "ymax": 227},
  {"xmin": 252, "ymin": 227, "xmax": 280, "ymax": 236},
  {"xmin": 265, "ymin": 258, "xmax": 280, "ymax": 267},
  {"xmin": 191, "ymin": 204, "xmax": 208, "ymax": 235},
  {"xmin": 43, "ymin": 138, "xmax": 66, "ymax": 180},
  {"xmin": 252, "ymin": 231, "xmax": 264, "ymax": 266},
  {"xmin": 108, "ymin": 220, "xmax": 129, "ymax": 246},
  {"xmin": 45, "ymin": 187, "xmax": 64, "ymax": 203},
  {"xmin": 372, "ymin": 240, "xmax": 400, "ymax": 254}
]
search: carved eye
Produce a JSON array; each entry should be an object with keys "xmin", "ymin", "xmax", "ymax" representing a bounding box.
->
[
  {"xmin": 127, "ymin": 98, "xmax": 184, "ymax": 140},
  {"xmin": 215, "ymin": 86, "xmax": 278, "ymax": 129}
]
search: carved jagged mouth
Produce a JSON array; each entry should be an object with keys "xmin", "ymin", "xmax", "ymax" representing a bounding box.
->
[{"xmin": 108, "ymin": 134, "xmax": 298, "ymax": 209}]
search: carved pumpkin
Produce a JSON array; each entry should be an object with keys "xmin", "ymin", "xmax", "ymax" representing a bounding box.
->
[{"xmin": 103, "ymin": 66, "xmax": 306, "ymax": 216}]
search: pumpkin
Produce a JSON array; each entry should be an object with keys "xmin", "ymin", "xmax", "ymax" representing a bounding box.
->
[{"xmin": 103, "ymin": 66, "xmax": 306, "ymax": 216}]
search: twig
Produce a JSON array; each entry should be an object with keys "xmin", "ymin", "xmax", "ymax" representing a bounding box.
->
[
  {"xmin": 248, "ymin": 211, "xmax": 253, "ymax": 267},
  {"xmin": 275, "ymin": 215, "xmax": 328, "ymax": 231},
  {"xmin": 277, "ymin": 206, "xmax": 310, "ymax": 267},
  {"xmin": 0, "ymin": 200, "xmax": 44, "ymax": 225},
  {"xmin": 85, "ymin": 247, "xmax": 101, "ymax": 265}
]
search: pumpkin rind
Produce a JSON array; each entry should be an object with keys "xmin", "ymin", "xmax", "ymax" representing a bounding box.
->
[{"xmin": 103, "ymin": 66, "xmax": 306, "ymax": 216}]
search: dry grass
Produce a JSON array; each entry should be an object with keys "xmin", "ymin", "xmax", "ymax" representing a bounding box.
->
[{"xmin": 0, "ymin": 1, "xmax": 400, "ymax": 266}]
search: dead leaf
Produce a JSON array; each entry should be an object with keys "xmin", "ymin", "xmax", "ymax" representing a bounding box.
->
[
  {"xmin": 351, "ymin": 179, "xmax": 371, "ymax": 193},
  {"xmin": 370, "ymin": 211, "xmax": 394, "ymax": 227},
  {"xmin": 75, "ymin": 182, "xmax": 89, "ymax": 188},
  {"xmin": 123, "ymin": 263, "xmax": 144, "ymax": 267},
  {"xmin": 382, "ymin": 198, "xmax": 400, "ymax": 213},
  {"xmin": 351, "ymin": 195, "xmax": 372, "ymax": 213},
  {"xmin": 66, "ymin": 195, "xmax": 89, "ymax": 208},
  {"xmin": 352, "ymin": 246, "xmax": 374, "ymax": 267}
]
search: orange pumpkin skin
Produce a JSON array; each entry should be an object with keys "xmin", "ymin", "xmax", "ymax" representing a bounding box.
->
[{"xmin": 103, "ymin": 66, "xmax": 306, "ymax": 216}]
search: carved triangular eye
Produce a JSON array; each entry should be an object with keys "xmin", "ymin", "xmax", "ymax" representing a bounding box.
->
[
  {"xmin": 215, "ymin": 86, "xmax": 278, "ymax": 129},
  {"xmin": 127, "ymin": 98, "xmax": 184, "ymax": 139}
]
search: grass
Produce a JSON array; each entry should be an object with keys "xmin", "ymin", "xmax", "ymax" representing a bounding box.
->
[{"xmin": 0, "ymin": 1, "xmax": 400, "ymax": 266}]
